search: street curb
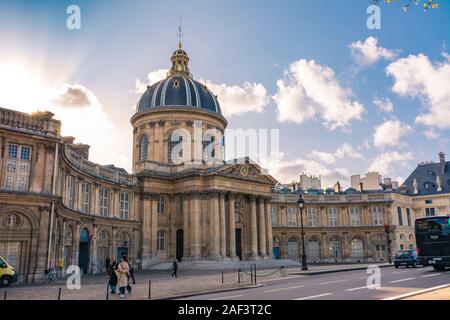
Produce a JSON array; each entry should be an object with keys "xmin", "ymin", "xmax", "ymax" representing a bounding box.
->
[
  {"xmin": 292, "ymin": 264, "xmax": 393, "ymax": 276},
  {"xmin": 383, "ymin": 283, "xmax": 450, "ymax": 300},
  {"xmin": 158, "ymin": 284, "xmax": 264, "ymax": 300}
]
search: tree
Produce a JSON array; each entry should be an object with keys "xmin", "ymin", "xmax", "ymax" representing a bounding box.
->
[{"xmin": 371, "ymin": 0, "xmax": 439, "ymax": 12}]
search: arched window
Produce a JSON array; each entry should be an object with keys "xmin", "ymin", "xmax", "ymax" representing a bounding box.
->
[
  {"xmin": 168, "ymin": 133, "xmax": 183, "ymax": 164},
  {"xmin": 329, "ymin": 237, "xmax": 341, "ymax": 258},
  {"xmin": 351, "ymin": 238, "xmax": 364, "ymax": 258},
  {"xmin": 287, "ymin": 237, "xmax": 298, "ymax": 260},
  {"xmin": 308, "ymin": 239, "xmax": 320, "ymax": 261},
  {"xmin": 203, "ymin": 134, "xmax": 215, "ymax": 163},
  {"xmin": 157, "ymin": 230, "xmax": 167, "ymax": 250},
  {"xmin": 139, "ymin": 135, "xmax": 148, "ymax": 162}
]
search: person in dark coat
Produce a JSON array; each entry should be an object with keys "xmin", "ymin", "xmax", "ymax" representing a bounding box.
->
[
  {"xmin": 105, "ymin": 257, "xmax": 111, "ymax": 274},
  {"xmin": 127, "ymin": 260, "xmax": 136, "ymax": 285},
  {"xmin": 108, "ymin": 256, "xmax": 118, "ymax": 294},
  {"xmin": 171, "ymin": 259, "xmax": 178, "ymax": 277}
]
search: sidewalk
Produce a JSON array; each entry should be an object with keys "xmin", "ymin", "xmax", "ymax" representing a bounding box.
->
[
  {"xmin": 1, "ymin": 263, "xmax": 390, "ymax": 300},
  {"xmin": 403, "ymin": 287, "xmax": 450, "ymax": 300}
]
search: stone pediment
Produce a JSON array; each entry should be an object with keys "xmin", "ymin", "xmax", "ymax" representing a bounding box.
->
[{"xmin": 215, "ymin": 161, "xmax": 278, "ymax": 185}]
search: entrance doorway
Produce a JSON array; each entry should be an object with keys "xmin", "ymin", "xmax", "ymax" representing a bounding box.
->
[
  {"xmin": 273, "ymin": 247, "xmax": 280, "ymax": 259},
  {"xmin": 78, "ymin": 228, "xmax": 90, "ymax": 274},
  {"xmin": 176, "ymin": 229, "xmax": 183, "ymax": 262},
  {"xmin": 235, "ymin": 229, "xmax": 242, "ymax": 260},
  {"xmin": 117, "ymin": 247, "xmax": 128, "ymax": 260}
]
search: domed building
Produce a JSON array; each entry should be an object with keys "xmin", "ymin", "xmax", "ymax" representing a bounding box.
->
[{"xmin": 0, "ymin": 42, "xmax": 278, "ymax": 282}]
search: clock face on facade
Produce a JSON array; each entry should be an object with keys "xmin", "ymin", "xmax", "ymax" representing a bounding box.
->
[{"xmin": 240, "ymin": 165, "xmax": 249, "ymax": 177}]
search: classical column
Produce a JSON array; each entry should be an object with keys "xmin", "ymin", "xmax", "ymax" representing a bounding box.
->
[
  {"xmin": 228, "ymin": 193, "xmax": 237, "ymax": 259},
  {"xmin": 182, "ymin": 194, "xmax": 190, "ymax": 260},
  {"xmin": 249, "ymin": 196, "xmax": 258, "ymax": 259},
  {"xmin": 33, "ymin": 208, "xmax": 51, "ymax": 280},
  {"xmin": 73, "ymin": 222, "xmax": 81, "ymax": 267},
  {"xmin": 209, "ymin": 192, "xmax": 221, "ymax": 260},
  {"xmin": 190, "ymin": 193, "xmax": 202, "ymax": 259},
  {"xmin": 265, "ymin": 199, "xmax": 274, "ymax": 259},
  {"xmin": 219, "ymin": 192, "xmax": 227, "ymax": 258},
  {"xmin": 257, "ymin": 197, "xmax": 267, "ymax": 258},
  {"xmin": 111, "ymin": 227, "xmax": 117, "ymax": 261},
  {"xmin": 150, "ymin": 195, "xmax": 158, "ymax": 259}
]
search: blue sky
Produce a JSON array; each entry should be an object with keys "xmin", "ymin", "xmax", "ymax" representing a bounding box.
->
[{"xmin": 1, "ymin": 0, "xmax": 449, "ymax": 187}]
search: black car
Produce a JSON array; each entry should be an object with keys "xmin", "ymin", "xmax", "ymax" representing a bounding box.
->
[{"xmin": 393, "ymin": 249, "xmax": 421, "ymax": 268}]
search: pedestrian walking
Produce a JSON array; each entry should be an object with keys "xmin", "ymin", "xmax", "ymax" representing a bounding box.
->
[
  {"xmin": 128, "ymin": 260, "xmax": 136, "ymax": 284},
  {"xmin": 171, "ymin": 259, "xmax": 178, "ymax": 277},
  {"xmin": 108, "ymin": 256, "xmax": 118, "ymax": 294},
  {"xmin": 105, "ymin": 256, "xmax": 111, "ymax": 274},
  {"xmin": 116, "ymin": 255, "xmax": 131, "ymax": 298}
]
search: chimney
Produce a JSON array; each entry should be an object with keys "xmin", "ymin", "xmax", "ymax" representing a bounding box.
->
[
  {"xmin": 439, "ymin": 152, "xmax": 446, "ymax": 175},
  {"xmin": 359, "ymin": 182, "xmax": 364, "ymax": 193}
]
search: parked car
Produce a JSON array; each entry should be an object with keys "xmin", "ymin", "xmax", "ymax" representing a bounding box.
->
[
  {"xmin": 394, "ymin": 249, "xmax": 421, "ymax": 268},
  {"xmin": 0, "ymin": 255, "xmax": 18, "ymax": 287}
]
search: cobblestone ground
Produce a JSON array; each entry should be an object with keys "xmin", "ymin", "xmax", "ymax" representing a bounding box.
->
[
  {"xmin": 404, "ymin": 287, "xmax": 450, "ymax": 300},
  {"xmin": 1, "ymin": 263, "xmax": 384, "ymax": 300}
]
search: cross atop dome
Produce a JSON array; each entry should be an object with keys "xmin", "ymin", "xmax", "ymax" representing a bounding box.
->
[{"xmin": 169, "ymin": 16, "xmax": 191, "ymax": 77}]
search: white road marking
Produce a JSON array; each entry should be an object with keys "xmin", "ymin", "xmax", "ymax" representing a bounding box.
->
[
  {"xmin": 209, "ymin": 294, "xmax": 243, "ymax": 300},
  {"xmin": 263, "ymin": 285, "xmax": 304, "ymax": 293},
  {"xmin": 392, "ymin": 270, "xmax": 409, "ymax": 274},
  {"xmin": 294, "ymin": 293, "xmax": 333, "ymax": 300},
  {"xmin": 318, "ymin": 279, "xmax": 349, "ymax": 285},
  {"xmin": 345, "ymin": 286, "xmax": 368, "ymax": 292},
  {"xmin": 421, "ymin": 273, "xmax": 442, "ymax": 278},
  {"xmin": 383, "ymin": 283, "xmax": 450, "ymax": 300},
  {"xmin": 389, "ymin": 277, "xmax": 416, "ymax": 283}
]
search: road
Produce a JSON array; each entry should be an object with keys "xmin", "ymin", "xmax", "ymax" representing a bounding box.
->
[{"xmin": 180, "ymin": 266, "xmax": 450, "ymax": 300}]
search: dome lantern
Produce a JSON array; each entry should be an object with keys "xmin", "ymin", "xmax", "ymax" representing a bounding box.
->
[{"xmin": 169, "ymin": 43, "xmax": 191, "ymax": 78}]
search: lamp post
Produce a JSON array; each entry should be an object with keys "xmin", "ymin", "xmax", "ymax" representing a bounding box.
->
[
  {"xmin": 297, "ymin": 195, "xmax": 308, "ymax": 270},
  {"xmin": 384, "ymin": 224, "xmax": 392, "ymax": 264}
]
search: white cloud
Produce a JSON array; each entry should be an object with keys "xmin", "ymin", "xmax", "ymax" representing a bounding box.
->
[
  {"xmin": 349, "ymin": 37, "xmax": 398, "ymax": 67},
  {"xmin": 310, "ymin": 143, "xmax": 364, "ymax": 164},
  {"xmin": 199, "ymin": 79, "xmax": 270, "ymax": 118},
  {"xmin": 51, "ymin": 84, "xmax": 95, "ymax": 108},
  {"xmin": 373, "ymin": 97, "xmax": 394, "ymax": 113},
  {"xmin": 273, "ymin": 59, "xmax": 365, "ymax": 130},
  {"xmin": 259, "ymin": 151, "xmax": 350, "ymax": 188},
  {"xmin": 373, "ymin": 119, "xmax": 412, "ymax": 149},
  {"xmin": 423, "ymin": 129, "xmax": 439, "ymax": 140},
  {"xmin": 386, "ymin": 53, "xmax": 450, "ymax": 129},
  {"xmin": 368, "ymin": 151, "xmax": 414, "ymax": 177},
  {"xmin": 135, "ymin": 69, "xmax": 168, "ymax": 93}
]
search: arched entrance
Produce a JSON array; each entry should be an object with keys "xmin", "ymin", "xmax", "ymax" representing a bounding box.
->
[
  {"xmin": 78, "ymin": 228, "xmax": 90, "ymax": 274},
  {"xmin": 176, "ymin": 229, "xmax": 183, "ymax": 262}
]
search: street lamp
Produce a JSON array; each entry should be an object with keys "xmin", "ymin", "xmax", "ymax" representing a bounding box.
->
[
  {"xmin": 384, "ymin": 224, "xmax": 392, "ymax": 264},
  {"xmin": 297, "ymin": 194, "xmax": 308, "ymax": 270}
]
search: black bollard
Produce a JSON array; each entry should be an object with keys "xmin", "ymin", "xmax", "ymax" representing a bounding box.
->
[
  {"xmin": 3, "ymin": 291, "xmax": 6, "ymax": 300},
  {"xmin": 250, "ymin": 265, "xmax": 254, "ymax": 285},
  {"xmin": 148, "ymin": 280, "xmax": 151, "ymax": 300},
  {"xmin": 57, "ymin": 287, "xmax": 61, "ymax": 300},
  {"xmin": 238, "ymin": 269, "xmax": 241, "ymax": 283},
  {"xmin": 106, "ymin": 283, "xmax": 109, "ymax": 300},
  {"xmin": 221, "ymin": 271, "xmax": 224, "ymax": 284},
  {"xmin": 253, "ymin": 264, "xmax": 257, "ymax": 285}
]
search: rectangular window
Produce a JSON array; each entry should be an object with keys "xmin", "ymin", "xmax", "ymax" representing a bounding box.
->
[
  {"xmin": 81, "ymin": 182, "xmax": 91, "ymax": 214},
  {"xmin": 350, "ymin": 208, "xmax": 361, "ymax": 226},
  {"xmin": 425, "ymin": 207, "xmax": 435, "ymax": 217},
  {"xmin": 66, "ymin": 176, "xmax": 75, "ymax": 209},
  {"xmin": 328, "ymin": 208, "xmax": 338, "ymax": 227},
  {"xmin": 3, "ymin": 144, "xmax": 31, "ymax": 191},
  {"xmin": 99, "ymin": 187, "xmax": 109, "ymax": 217},
  {"xmin": 372, "ymin": 207, "xmax": 384, "ymax": 226},
  {"xmin": 8, "ymin": 144, "xmax": 18, "ymax": 158},
  {"xmin": 397, "ymin": 207, "xmax": 403, "ymax": 225},
  {"xmin": 287, "ymin": 208, "xmax": 297, "ymax": 227},
  {"xmin": 307, "ymin": 208, "xmax": 318, "ymax": 227},
  {"xmin": 120, "ymin": 192, "xmax": 129, "ymax": 219},
  {"xmin": 425, "ymin": 199, "xmax": 433, "ymax": 204},
  {"xmin": 271, "ymin": 207, "xmax": 278, "ymax": 227},
  {"xmin": 406, "ymin": 208, "xmax": 411, "ymax": 226}
]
